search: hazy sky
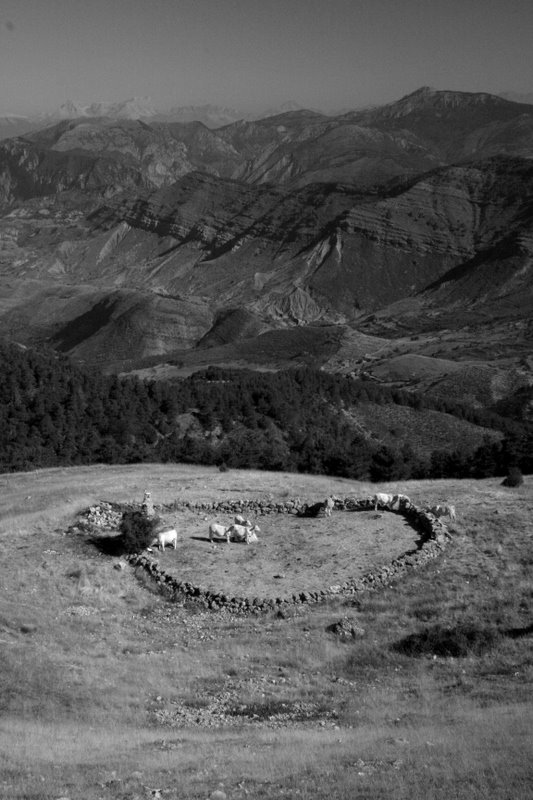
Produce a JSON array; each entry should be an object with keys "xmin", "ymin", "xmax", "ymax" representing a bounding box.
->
[{"xmin": 1, "ymin": 0, "xmax": 532, "ymax": 115}]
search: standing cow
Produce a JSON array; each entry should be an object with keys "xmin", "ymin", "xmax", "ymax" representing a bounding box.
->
[
  {"xmin": 152, "ymin": 528, "xmax": 178, "ymax": 551},
  {"xmin": 373, "ymin": 493, "xmax": 394, "ymax": 510},
  {"xmin": 209, "ymin": 523, "xmax": 231, "ymax": 543},
  {"xmin": 428, "ymin": 504, "xmax": 456, "ymax": 521}
]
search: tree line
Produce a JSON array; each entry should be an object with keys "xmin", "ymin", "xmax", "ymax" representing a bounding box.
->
[{"xmin": 0, "ymin": 342, "xmax": 531, "ymax": 480}]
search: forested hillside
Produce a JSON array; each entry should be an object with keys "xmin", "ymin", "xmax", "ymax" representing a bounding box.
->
[{"xmin": 1, "ymin": 342, "xmax": 531, "ymax": 480}]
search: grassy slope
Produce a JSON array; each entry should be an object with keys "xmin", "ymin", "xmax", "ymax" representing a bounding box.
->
[
  {"xmin": 347, "ymin": 402, "xmax": 502, "ymax": 456},
  {"xmin": 0, "ymin": 464, "xmax": 532, "ymax": 799}
]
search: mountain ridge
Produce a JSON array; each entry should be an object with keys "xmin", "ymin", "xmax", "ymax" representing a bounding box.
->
[{"xmin": 0, "ymin": 87, "xmax": 532, "ymax": 403}]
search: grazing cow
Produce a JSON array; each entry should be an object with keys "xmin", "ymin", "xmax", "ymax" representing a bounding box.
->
[
  {"xmin": 324, "ymin": 496, "xmax": 335, "ymax": 517},
  {"xmin": 153, "ymin": 528, "xmax": 178, "ymax": 551},
  {"xmin": 428, "ymin": 504, "xmax": 456, "ymax": 521},
  {"xmin": 373, "ymin": 492, "xmax": 394, "ymax": 510},
  {"xmin": 228, "ymin": 523, "xmax": 260, "ymax": 543},
  {"xmin": 209, "ymin": 522, "xmax": 231, "ymax": 543},
  {"xmin": 234, "ymin": 514, "xmax": 252, "ymax": 527}
]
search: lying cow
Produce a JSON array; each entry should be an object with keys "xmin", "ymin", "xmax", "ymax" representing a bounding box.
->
[
  {"xmin": 228, "ymin": 523, "xmax": 261, "ymax": 544},
  {"xmin": 234, "ymin": 514, "xmax": 252, "ymax": 527},
  {"xmin": 209, "ymin": 522, "xmax": 231, "ymax": 543},
  {"xmin": 152, "ymin": 528, "xmax": 178, "ymax": 551},
  {"xmin": 428, "ymin": 504, "xmax": 456, "ymax": 521}
]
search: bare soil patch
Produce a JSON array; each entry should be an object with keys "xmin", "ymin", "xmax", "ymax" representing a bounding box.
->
[{"xmin": 152, "ymin": 509, "xmax": 419, "ymax": 598}]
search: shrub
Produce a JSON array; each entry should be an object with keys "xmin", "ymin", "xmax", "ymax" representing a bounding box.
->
[
  {"xmin": 501, "ymin": 466, "xmax": 524, "ymax": 487},
  {"xmin": 118, "ymin": 510, "xmax": 160, "ymax": 555},
  {"xmin": 392, "ymin": 622, "xmax": 501, "ymax": 658}
]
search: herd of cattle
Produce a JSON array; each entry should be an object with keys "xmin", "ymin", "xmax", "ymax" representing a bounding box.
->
[
  {"xmin": 148, "ymin": 493, "xmax": 456, "ymax": 552},
  {"xmin": 372, "ymin": 492, "xmax": 456, "ymax": 521}
]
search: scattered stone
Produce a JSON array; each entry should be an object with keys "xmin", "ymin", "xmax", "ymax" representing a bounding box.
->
[
  {"xmin": 326, "ymin": 618, "xmax": 365, "ymax": 640},
  {"xmin": 82, "ymin": 501, "xmax": 123, "ymax": 529},
  {"xmin": 19, "ymin": 624, "xmax": 36, "ymax": 634}
]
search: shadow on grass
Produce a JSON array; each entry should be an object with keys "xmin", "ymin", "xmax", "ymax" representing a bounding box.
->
[
  {"xmin": 392, "ymin": 622, "xmax": 502, "ymax": 658},
  {"xmin": 89, "ymin": 534, "xmax": 128, "ymax": 557},
  {"xmin": 503, "ymin": 623, "xmax": 533, "ymax": 639},
  {"xmin": 296, "ymin": 502, "xmax": 326, "ymax": 518}
]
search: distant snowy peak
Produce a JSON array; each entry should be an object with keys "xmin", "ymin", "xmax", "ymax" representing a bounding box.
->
[
  {"xmin": 37, "ymin": 99, "xmax": 323, "ymax": 128},
  {"xmin": 44, "ymin": 96, "xmax": 158, "ymax": 121}
]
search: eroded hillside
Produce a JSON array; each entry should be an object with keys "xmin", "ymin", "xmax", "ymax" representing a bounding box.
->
[{"xmin": 0, "ymin": 88, "xmax": 531, "ymax": 402}]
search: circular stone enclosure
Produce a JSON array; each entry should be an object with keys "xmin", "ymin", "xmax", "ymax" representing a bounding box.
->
[{"xmin": 150, "ymin": 507, "xmax": 422, "ymax": 600}]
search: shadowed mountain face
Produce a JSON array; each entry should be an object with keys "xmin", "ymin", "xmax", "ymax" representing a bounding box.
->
[
  {"xmin": 0, "ymin": 88, "xmax": 532, "ymax": 402},
  {"xmin": 343, "ymin": 87, "xmax": 533, "ymax": 160}
]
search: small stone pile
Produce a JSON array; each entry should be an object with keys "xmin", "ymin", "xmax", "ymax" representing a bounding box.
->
[
  {"xmin": 326, "ymin": 617, "xmax": 366, "ymax": 640},
  {"xmin": 152, "ymin": 681, "xmax": 338, "ymax": 730},
  {"xmin": 82, "ymin": 502, "xmax": 123, "ymax": 529}
]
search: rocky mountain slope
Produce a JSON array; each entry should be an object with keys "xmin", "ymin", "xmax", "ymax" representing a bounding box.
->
[
  {"xmin": 0, "ymin": 87, "xmax": 532, "ymax": 404},
  {"xmin": 3, "ymin": 88, "xmax": 532, "ymax": 201}
]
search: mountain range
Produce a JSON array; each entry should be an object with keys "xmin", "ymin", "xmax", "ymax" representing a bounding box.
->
[
  {"xmin": 0, "ymin": 86, "xmax": 532, "ymax": 410},
  {"xmin": 0, "ymin": 98, "xmax": 322, "ymax": 141}
]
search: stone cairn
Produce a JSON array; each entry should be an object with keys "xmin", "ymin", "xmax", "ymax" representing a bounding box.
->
[
  {"xmin": 141, "ymin": 489, "xmax": 155, "ymax": 517},
  {"xmin": 124, "ymin": 496, "xmax": 453, "ymax": 615}
]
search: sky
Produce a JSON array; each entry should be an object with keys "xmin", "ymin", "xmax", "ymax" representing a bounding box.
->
[{"xmin": 1, "ymin": 0, "xmax": 532, "ymax": 115}]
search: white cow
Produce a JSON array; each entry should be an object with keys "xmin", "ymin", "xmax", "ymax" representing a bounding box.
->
[
  {"xmin": 392, "ymin": 493, "xmax": 411, "ymax": 508},
  {"xmin": 428, "ymin": 504, "xmax": 456, "ymax": 521},
  {"xmin": 209, "ymin": 522, "xmax": 231, "ymax": 543},
  {"xmin": 228, "ymin": 523, "xmax": 261, "ymax": 543},
  {"xmin": 373, "ymin": 492, "xmax": 394, "ymax": 510},
  {"xmin": 153, "ymin": 528, "xmax": 178, "ymax": 551},
  {"xmin": 324, "ymin": 496, "xmax": 335, "ymax": 517}
]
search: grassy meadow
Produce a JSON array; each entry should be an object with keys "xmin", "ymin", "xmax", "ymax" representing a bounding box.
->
[{"xmin": 0, "ymin": 464, "xmax": 532, "ymax": 799}]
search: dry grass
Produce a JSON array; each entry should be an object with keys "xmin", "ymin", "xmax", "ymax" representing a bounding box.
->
[{"xmin": 0, "ymin": 464, "xmax": 532, "ymax": 799}]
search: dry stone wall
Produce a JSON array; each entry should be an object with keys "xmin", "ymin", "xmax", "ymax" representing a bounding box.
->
[{"xmin": 126, "ymin": 497, "xmax": 452, "ymax": 614}]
